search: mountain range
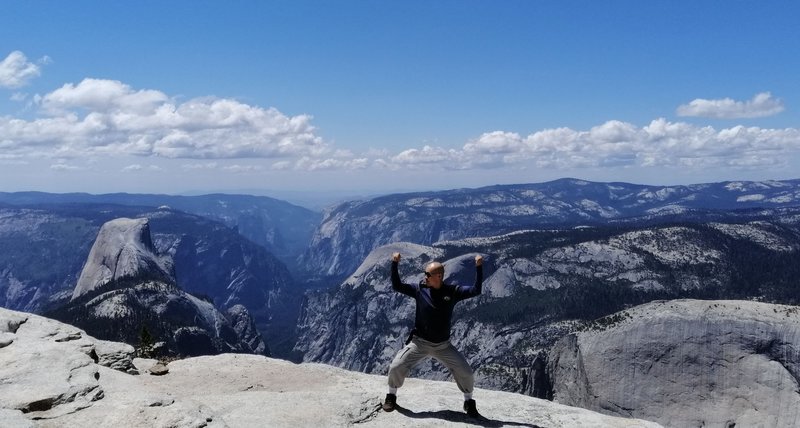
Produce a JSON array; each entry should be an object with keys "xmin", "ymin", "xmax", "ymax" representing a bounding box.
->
[
  {"xmin": 0, "ymin": 203, "xmax": 297, "ymax": 357},
  {"xmin": 301, "ymin": 178, "xmax": 800, "ymax": 278},
  {"xmin": 3, "ymin": 177, "xmax": 800, "ymax": 426},
  {"xmin": 47, "ymin": 217, "xmax": 267, "ymax": 357},
  {"xmin": 0, "ymin": 191, "xmax": 320, "ymax": 272},
  {"xmin": 294, "ymin": 206, "xmax": 800, "ymax": 397}
]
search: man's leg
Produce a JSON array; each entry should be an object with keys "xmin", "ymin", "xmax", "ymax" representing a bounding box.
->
[
  {"xmin": 431, "ymin": 342, "xmax": 474, "ymax": 394},
  {"xmin": 432, "ymin": 342, "xmax": 481, "ymax": 417},
  {"xmin": 383, "ymin": 339, "xmax": 428, "ymax": 411}
]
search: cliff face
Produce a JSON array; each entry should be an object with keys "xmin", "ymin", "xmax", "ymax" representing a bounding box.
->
[
  {"xmin": 71, "ymin": 217, "xmax": 172, "ymax": 300},
  {"xmin": 51, "ymin": 217, "xmax": 268, "ymax": 357},
  {"xmin": 0, "ymin": 205, "xmax": 297, "ymax": 357},
  {"xmin": 547, "ymin": 299, "xmax": 800, "ymax": 427},
  {"xmin": 295, "ymin": 215, "xmax": 800, "ymax": 392}
]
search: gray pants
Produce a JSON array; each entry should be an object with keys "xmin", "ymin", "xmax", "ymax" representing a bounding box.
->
[{"xmin": 387, "ymin": 336, "xmax": 474, "ymax": 394}]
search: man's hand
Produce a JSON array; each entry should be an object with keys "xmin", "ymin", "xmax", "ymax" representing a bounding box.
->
[
  {"xmin": 392, "ymin": 252, "xmax": 401, "ymax": 263},
  {"xmin": 475, "ymin": 255, "xmax": 483, "ymax": 266}
]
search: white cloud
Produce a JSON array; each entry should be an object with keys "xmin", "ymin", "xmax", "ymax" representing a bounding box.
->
[
  {"xmin": 4, "ymin": 74, "xmax": 799, "ymax": 177},
  {"xmin": 122, "ymin": 164, "xmax": 143, "ymax": 172},
  {"xmin": 121, "ymin": 164, "xmax": 162, "ymax": 172},
  {"xmin": 41, "ymin": 78, "xmax": 168, "ymax": 115},
  {"xmin": 50, "ymin": 163, "xmax": 82, "ymax": 171},
  {"xmin": 182, "ymin": 162, "xmax": 218, "ymax": 170},
  {"xmin": 385, "ymin": 145, "xmax": 470, "ymax": 170},
  {"xmin": 676, "ymin": 92, "xmax": 785, "ymax": 119},
  {"xmin": 270, "ymin": 160, "xmax": 293, "ymax": 170},
  {"xmin": 384, "ymin": 119, "xmax": 800, "ymax": 173},
  {"xmin": 293, "ymin": 156, "xmax": 369, "ymax": 171},
  {"xmin": 464, "ymin": 131, "xmax": 524, "ymax": 154},
  {"xmin": 0, "ymin": 51, "xmax": 42, "ymax": 88},
  {"xmin": 223, "ymin": 164, "xmax": 265, "ymax": 173},
  {"xmin": 2, "ymin": 78, "xmax": 330, "ymax": 161}
]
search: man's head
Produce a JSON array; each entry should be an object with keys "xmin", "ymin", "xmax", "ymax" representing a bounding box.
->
[{"xmin": 424, "ymin": 261, "xmax": 444, "ymax": 289}]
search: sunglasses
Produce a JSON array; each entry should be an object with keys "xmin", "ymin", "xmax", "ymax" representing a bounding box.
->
[{"xmin": 424, "ymin": 271, "xmax": 440, "ymax": 278}]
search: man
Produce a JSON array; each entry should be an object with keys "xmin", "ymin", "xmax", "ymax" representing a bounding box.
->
[{"xmin": 382, "ymin": 251, "xmax": 484, "ymax": 418}]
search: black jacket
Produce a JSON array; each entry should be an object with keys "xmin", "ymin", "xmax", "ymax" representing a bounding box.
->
[{"xmin": 391, "ymin": 260, "xmax": 483, "ymax": 343}]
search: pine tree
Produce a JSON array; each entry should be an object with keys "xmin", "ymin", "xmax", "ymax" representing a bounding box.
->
[{"xmin": 137, "ymin": 325, "xmax": 155, "ymax": 358}]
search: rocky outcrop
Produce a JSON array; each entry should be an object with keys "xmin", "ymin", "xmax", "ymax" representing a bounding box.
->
[
  {"xmin": 52, "ymin": 217, "xmax": 268, "ymax": 357},
  {"xmin": 0, "ymin": 205, "xmax": 297, "ymax": 358},
  {"xmin": 72, "ymin": 218, "xmax": 172, "ymax": 300},
  {"xmin": 0, "ymin": 307, "xmax": 661, "ymax": 427},
  {"xmin": 547, "ymin": 299, "xmax": 800, "ymax": 427},
  {"xmin": 227, "ymin": 304, "xmax": 269, "ymax": 355},
  {"xmin": 0, "ymin": 308, "xmax": 135, "ymax": 419}
]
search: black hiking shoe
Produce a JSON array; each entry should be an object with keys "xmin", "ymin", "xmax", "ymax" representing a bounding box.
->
[
  {"xmin": 382, "ymin": 393, "xmax": 397, "ymax": 412},
  {"xmin": 464, "ymin": 399, "xmax": 481, "ymax": 418}
]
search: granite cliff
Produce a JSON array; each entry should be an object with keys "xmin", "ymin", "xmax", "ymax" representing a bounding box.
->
[
  {"xmin": 49, "ymin": 217, "xmax": 267, "ymax": 357},
  {"xmin": 548, "ymin": 299, "xmax": 800, "ymax": 427}
]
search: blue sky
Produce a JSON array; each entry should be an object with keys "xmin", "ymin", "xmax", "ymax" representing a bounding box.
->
[{"xmin": 1, "ymin": 1, "xmax": 799, "ymax": 200}]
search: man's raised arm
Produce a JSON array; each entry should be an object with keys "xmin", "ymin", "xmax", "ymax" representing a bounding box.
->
[
  {"xmin": 391, "ymin": 252, "xmax": 416, "ymax": 297},
  {"xmin": 455, "ymin": 255, "xmax": 483, "ymax": 299}
]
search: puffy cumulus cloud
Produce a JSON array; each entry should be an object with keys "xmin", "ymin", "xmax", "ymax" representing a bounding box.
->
[
  {"xmin": 384, "ymin": 119, "xmax": 800, "ymax": 172},
  {"xmin": 0, "ymin": 51, "xmax": 41, "ymax": 88},
  {"xmin": 464, "ymin": 131, "xmax": 524, "ymax": 154},
  {"xmin": 676, "ymin": 92, "xmax": 785, "ymax": 119},
  {"xmin": 381, "ymin": 145, "xmax": 474, "ymax": 170},
  {"xmin": 2, "ymin": 78, "xmax": 330, "ymax": 162},
  {"xmin": 41, "ymin": 78, "xmax": 169, "ymax": 115}
]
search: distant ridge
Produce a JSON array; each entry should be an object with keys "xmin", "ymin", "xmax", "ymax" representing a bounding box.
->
[
  {"xmin": 301, "ymin": 177, "xmax": 800, "ymax": 277},
  {"xmin": 0, "ymin": 191, "xmax": 321, "ymax": 272}
]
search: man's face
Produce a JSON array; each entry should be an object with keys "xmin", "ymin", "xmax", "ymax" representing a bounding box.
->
[{"xmin": 424, "ymin": 266, "xmax": 444, "ymax": 288}]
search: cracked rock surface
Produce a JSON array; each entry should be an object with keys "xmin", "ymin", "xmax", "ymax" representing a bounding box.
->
[{"xmin": 1, "ymin": 307, "xmax": 659, "ymax": 427}]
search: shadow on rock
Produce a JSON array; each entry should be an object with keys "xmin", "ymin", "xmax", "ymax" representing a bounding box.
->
[{"xmin": 394, "ymin": 405, "xmax": 542, "ymax": 428}]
